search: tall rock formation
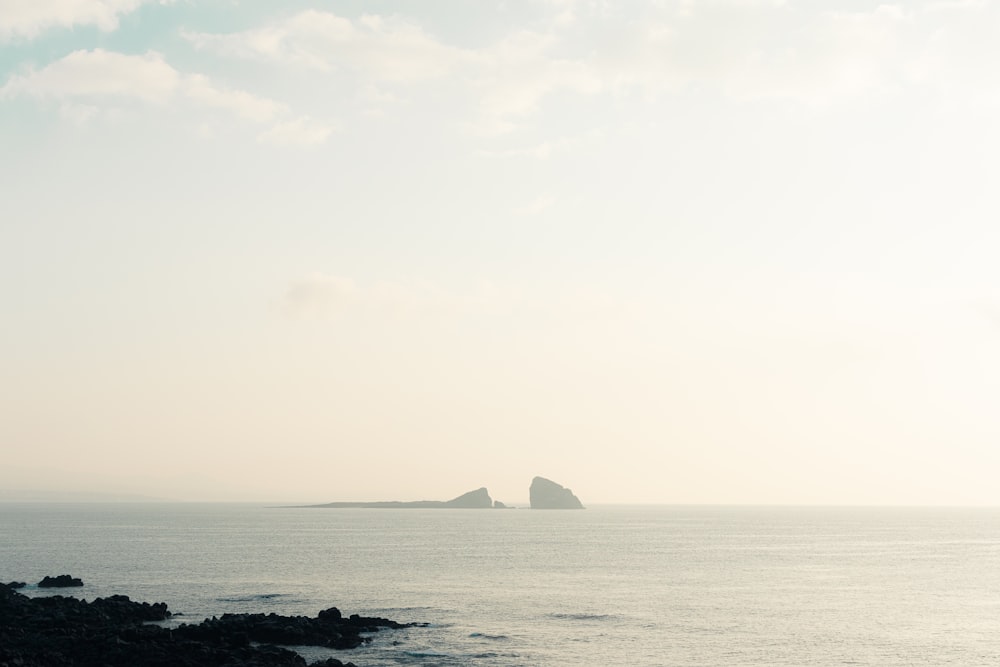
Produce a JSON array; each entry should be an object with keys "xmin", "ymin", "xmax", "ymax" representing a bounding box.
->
[{"xmin": 529, "ymin": 476, "xmax": 585, "ymax": 509}]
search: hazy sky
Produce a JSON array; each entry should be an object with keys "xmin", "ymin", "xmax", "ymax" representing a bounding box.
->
[{"xmin": 3, "ymin": 0, "xmax": 999, "ymax": 504}]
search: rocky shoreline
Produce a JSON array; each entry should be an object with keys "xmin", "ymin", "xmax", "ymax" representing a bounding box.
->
[{"xmin": 0, "ymin": 578, "xmax": 423, "ymax": 667}]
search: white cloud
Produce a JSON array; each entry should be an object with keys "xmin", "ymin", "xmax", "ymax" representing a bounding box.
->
[
  {"xmin": 171, "ymin": 1, "xmax": 1000, "ymax": 137},
  {"xmin": 257, "ymin": 117, "xmax": 335, "ymax": 147},
  {"xmin": 471, "ymin": 30, "xmax": 603, "ymax": 133},
  {"xmin": 565, "ymin": 2, "xmax": 921, "ymax": 105},
  {"xmin": 628, "ymin": 2, "xmax": 1000, "ymax": 107},
  {"xmin": 0, "ymin": 0, "xmax": 151, "ymax": 40},
  {"xmin": 184, "ymin": 10, "xmax": 471, "ymax": 82},
  {"xmin": 188, "ymin": 12, "xmax": 605, "ymax": 133},
  {"xmin": 183, "ymin": 74, "xmax": 287, "ymax": 123},
  {"xmin": 1, "ymin": 49, "xmax": 179, "ymax": 103},
  {"xmin": 2, "ymin": 49, "xmax": 333, "ymax": 145}
]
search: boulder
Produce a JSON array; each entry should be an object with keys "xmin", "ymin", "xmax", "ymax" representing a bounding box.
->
[{"xmin": 38, "ymin": 574, "xmax": 83, "ymax": 587}]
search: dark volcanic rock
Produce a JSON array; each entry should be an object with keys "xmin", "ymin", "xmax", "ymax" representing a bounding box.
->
[
  {"xmin": 38, "ymin": 574, "xmax": 84, "ymax": 587},
  {"xmin": 0, "ymin": 581, "xmax": 418, "ymax": 667},
  {"xmin": 529, "ymin": 476, "xmax": 585, "ymax": 509},
  {"xmin": 174, "ymin": 608, "xmax": 412, "ymax": 651},
  {"xmin": 5, "ymin": 581, "xmax": 27, "ymax": 589}
]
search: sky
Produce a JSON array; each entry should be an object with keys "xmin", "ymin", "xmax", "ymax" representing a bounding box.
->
[{"xmin": 2, "ymin": 0, "xmax": 1000, "ymax": 505}]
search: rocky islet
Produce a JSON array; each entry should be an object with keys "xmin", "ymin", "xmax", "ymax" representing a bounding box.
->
[{"xmin": 529, "ymin": 477, "xmax": 585, "ymax": 509}]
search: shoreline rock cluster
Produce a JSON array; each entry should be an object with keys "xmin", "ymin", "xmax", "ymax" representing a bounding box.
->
[{"xmin": 0, "ymin": 578, "xmax": 421, "ymax": 667}]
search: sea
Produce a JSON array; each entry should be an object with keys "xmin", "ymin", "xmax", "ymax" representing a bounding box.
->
[{"xmin": 3, "ymin": 503, "xmax": 1000, "ymax": 666}]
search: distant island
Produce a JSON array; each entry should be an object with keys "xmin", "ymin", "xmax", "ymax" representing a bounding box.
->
[
  {"xmin": 300, "ymin": 477, "xmax": 585, "ymax": 509},
  {"xmin": 529, "ymin": 476, "xmax": 585, "ymax": 509},
  {"xmin": 302, "ymin": 487, "xmax": 498, "ymax": 509}
]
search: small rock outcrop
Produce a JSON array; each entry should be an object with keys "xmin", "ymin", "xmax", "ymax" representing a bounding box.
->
[
  {"xmin": 529, "ymin": 477, "xmax": 585, "ymax": 509},
  {"xmin": 493, "ymin": 500, "xmax": 509, "ymax": 509},
  {"xmin": 38, "ymin": 574, "xmax": 83, "ymax": 587}
]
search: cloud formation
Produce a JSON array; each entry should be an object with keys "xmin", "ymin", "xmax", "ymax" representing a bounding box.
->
[
  {"xmin": 257, "ymin": 117, "xmax": 335, "ymax": 147},
  {"xmin": 185, "ymin": 10, "xmax": 603, "ymax": 134},
  {"xmin": 174, "ymin": 2, "xmax": 997, "ymax": 138},
  {"xmin": 2, "ymin": 49, "xmax": 178, "ymax": 102},
  {"xmin": 0, "ymin": 0, "xmax": 152, "ymax": 40},
  {"xmin": 183, "ymin": 11, "xmax": 469, "ymax": 81},
  {"xmin": 183, "ymin": 74, "xmax": 287, "ymax": 123},
  {"xmin": 6, "ymin": 2, "xmax": 1000, "ymax": 146},
  {"xmin": 2, "ymin": 49, "xmax": 332, "ymax": 144}
]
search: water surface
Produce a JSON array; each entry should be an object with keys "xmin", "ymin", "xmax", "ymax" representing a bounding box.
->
[{"xmin": 3, "ymin": 504, "xmax": 999, "ymax": 665}]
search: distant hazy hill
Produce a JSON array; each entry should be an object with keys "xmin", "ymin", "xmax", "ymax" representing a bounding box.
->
[{"xmin": 303, "ymin": 487, "xmax": 495, "ymax": 509}]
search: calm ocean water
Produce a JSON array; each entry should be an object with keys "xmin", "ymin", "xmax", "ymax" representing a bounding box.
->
[{"xmin": 2, "ymin": 504, "xmax": 1000, "ymax": 666}]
